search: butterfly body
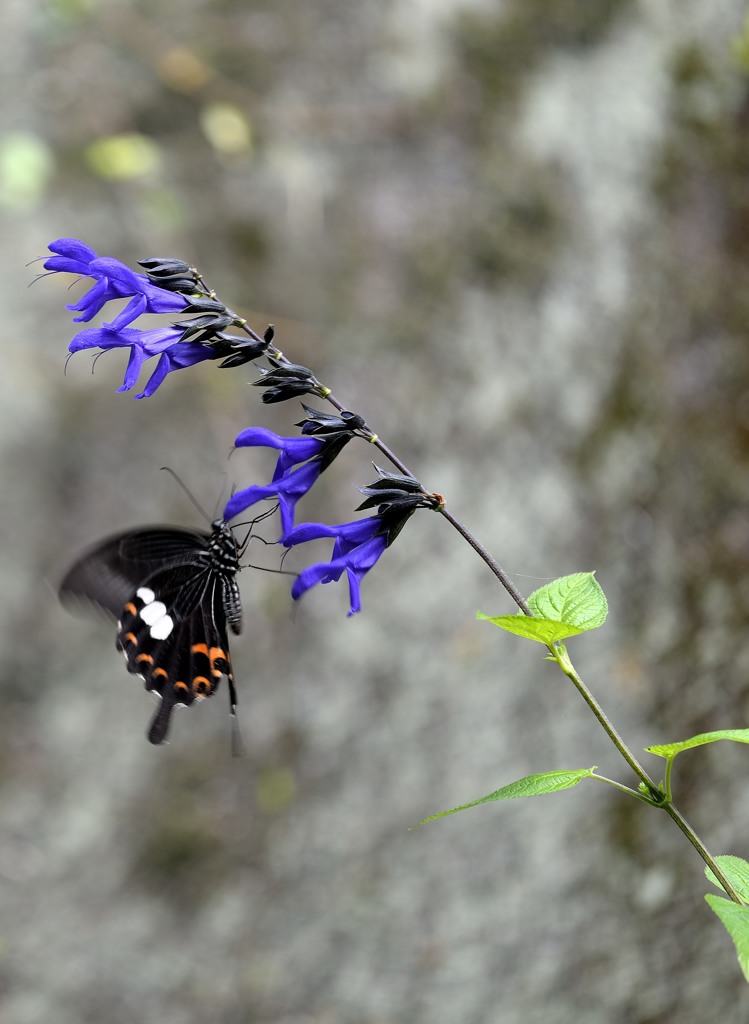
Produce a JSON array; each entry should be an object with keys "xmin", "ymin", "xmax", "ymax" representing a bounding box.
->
[{"xmin": 60, "ymin": 519, "xmax": 242, "ymax": 744}]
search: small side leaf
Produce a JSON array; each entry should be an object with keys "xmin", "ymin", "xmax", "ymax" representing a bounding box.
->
[
  {"xmin": 477, "ymin": 612, "xmax": 584, "ymax": 644},
  {"xmin": 647, "ymin": 729, "xmax": 749, "ymax": 762},
  {"xmin": 416, "ymin": 767, "xmax": 596, "ymax": 826},
  {"xmin": 705, "ymin": 855, "xmax": 749, "ymax": 903},
  {"xmin": 705, "ymin": 895, "xmax": 749, "ymax": 982},
  {"xmin": 479, "ymin": 572, "xmax": 607, "ymax": 645}
]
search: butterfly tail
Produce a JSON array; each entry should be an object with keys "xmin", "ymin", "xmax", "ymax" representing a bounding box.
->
[{"xmin": 147, "ymin": 695, "xmax": 177, "ymax": 745}]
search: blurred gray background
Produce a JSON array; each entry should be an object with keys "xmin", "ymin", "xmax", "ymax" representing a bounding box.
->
[{"xmin": 3, "ymin": 0, "xmax": 749, "ymax": 1021}]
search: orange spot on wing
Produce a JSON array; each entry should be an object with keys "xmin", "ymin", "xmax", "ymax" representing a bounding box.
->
[
  {"xmin": 136, "ymin": 653, "xmax": 154, "ymax": 666},
  {"xmin": 152, "ymin": 668, "xmax": 168, "ymax": 681},
  {"xmin": 174, "ymin": 681, "xmax": 190, "ymax": 695},
  {"xmin": 123, "ymin": 632, "xmax": 137, "ymax": 646},
  {"xmin": 123, "ymin": 602, "xmax": 137, "ymax": 617},
  {"xmin": 208, "ymin": 647, "xmax": 230, "ymax": 676},
  {"xmin": 191, "ymin": 642, "xmax": 209, "ymax": 657},
  {"xmin": 192, "ymin": 676, "xmax": 211, "ymax": 695}
]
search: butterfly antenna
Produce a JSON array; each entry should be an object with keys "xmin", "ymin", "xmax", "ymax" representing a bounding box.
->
[
  {"xmin": 159, "ymin": 466, "xmax": 212, "ymax": 523},
  {"xmin": 213, "ymin": 472, "xmax": 230, "ymax": 520}
]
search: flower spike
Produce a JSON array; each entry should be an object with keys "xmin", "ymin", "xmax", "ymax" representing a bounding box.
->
[{"xmin": 46, "ymin": 238, "xmax": 273, "ymax": 396}]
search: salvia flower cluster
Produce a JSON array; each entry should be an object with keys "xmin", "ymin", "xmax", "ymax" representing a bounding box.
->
[
  {"xmin": 45, "ymin": 238, "xmax": 275, "ymax": 398},
  {"xmin": 45, "ymin": 238, "xmax": 443, "ymax": 613}
]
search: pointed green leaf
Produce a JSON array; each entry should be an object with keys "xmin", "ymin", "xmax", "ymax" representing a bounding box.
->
[
  {"xmin": 478, "ymin": 573, "xmax": 607, "ymax": 645},
  {"xmin": 647, "ymin": 729, "xmax": 749, "ymax": 761},
  {"xmin": 705, "ymin": 895, "xmax": 749, "ymax": 981},
  {"xmin": 416, "ymin": 767, "xmax": 596, "ymax": 826},
  {"xmin": 705, "ymin": 855, "xmax": 749, "ymax": 902},
  {"xmin": 526, "ymin": 572, "xmax": 608, "ymax": 630},
  {"xmin": 477, "ymin": 611, "xmax": 585, "ymax": 644}
]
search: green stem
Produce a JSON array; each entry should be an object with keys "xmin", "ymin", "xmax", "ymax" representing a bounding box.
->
[
  {"xmin": 664, "ymin": 757, "xmax": 674, "ymax": 803},
  {"xmin": 550, "ymin": 645, "xmax": 659, "ymax": 796},
  {"xmin": 660, "ymin": 802, "xmax": 743, "ymax": 904},
  {"xmin": 554, "ymin": 648, "xmax": 743, "ymax": 904},
  {"xmin": 589, "ymin": 773, "xmax": 656, "ymax": 804}
]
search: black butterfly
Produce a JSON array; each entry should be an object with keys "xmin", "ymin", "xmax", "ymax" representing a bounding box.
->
[{"xmin": 59, "ymin": 519, "xmax": 244, "ymax": 745}]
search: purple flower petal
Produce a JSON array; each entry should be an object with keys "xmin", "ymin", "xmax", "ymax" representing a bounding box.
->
[
  {"xmin": 44, "ymin": 238, "xmax": 99, "ymax": 274},
  {"xmin": 283, "ymin": 517, "xmax": 381, "ymax": 548},
  {"xmin": 118, "ymin": 345, "xmax": 148, "ymax": 392},
  {"xmin": 46, "ymin": 238, "xmax": 188, "ymax": 324},
  {"xmin": 105, "ymin": 294, "xmax": 148, "ymax": 331},
  {"xmin": 234, "ymin": 427, "xmax": 324, "ymax": 481},
  {"xmin": 224, "ymin": 458, "xmax": 324, "ymax": 532},
  {"xmin": 289, "ymin": 530, "xmax": 388, "ymax": 615}
]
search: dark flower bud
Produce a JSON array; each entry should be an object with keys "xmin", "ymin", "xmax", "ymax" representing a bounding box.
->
[
  {"xmin": 361, "ymin": 467, "xmax": 426, "ymax": 494},
  {"xmin": 296, "ymin": 405, "xmax": 367, "ymax": 436},
  {"xmin": 176, "ymin": 313, "xmax": 236, "ymax": 344},
  {"xmin": 356, "ymin": 467, "xmax": 442, "ymax": 535},
  {"xmin": 181, "ymin": 297, "xmax": 229, "ymax": 315},
  {"xmin": 138, "ymin": 257, "xmax": 193, "ymax": 280},
  {"xmin": 138, "ymin": 257, "xmax": 200, "ymax": 293},
  {"xmin": 210, "ymin": 333, "xmax": 271, "ymax": 368},
  {"xmin": 252, "ymin": 358, "xmax": 330, "ymax": 404}
]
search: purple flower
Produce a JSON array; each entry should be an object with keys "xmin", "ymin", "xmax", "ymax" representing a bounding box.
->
[
  {"xmin": 225, "ymin": 420, "xmax": 364, "ymax": 533},
  {"xmin": 46, "ymin": 238, "xmax": 272, "ymax": 397},
  {"xmin": 234, "ymin": 426, "xmax": 324, "ymax": 476},
  {"xmin": 224, "ymin": 428, "xmax": 327, "ymax": 535},
  {"xmin": 45, "ymin": 238, "xmax": 188, "ymax": 327},
  {"xmin": 279, "ymin": 470, "xmax": 440, "ymax": 616},
  {"xmin": 70, "ymin": 324, "xmax": 213, "ymax": 398},
  {"xmin": 283, "ymin": 517, "xmax": 389, "ymax": 616}
]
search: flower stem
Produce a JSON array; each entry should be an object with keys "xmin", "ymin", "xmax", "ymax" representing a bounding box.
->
[{"xmin": 437, "ymin": 507, "xmax": 533, "ymax": 615}]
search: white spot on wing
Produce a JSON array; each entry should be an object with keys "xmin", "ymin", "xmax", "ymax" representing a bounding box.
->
[
  {"xmin": 137, "ymin": 587, "xmax": 156, "ymax": 604},
  {"xmin": 140, "ymin": 600, "xmax": 167, "ymax": 625},
  {"xmin": 150, "ymin": 614, "xmax": 174, "ymax": 640}
]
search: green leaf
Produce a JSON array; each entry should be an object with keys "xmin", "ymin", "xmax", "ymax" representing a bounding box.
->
[
  {"xmin": 416, "ymin": 767, "xmax": 596, "ymax": 826},
  {"xmin": 705, "ymin": 895, "xmax": 749, "ymax": 981},
  {"xmin": 478, "ymin": 572, "xmax": 607, "ymax": 644},
  {"xmin": 526, "ymin": 572, "xmax": 608, "ymax": 629},
  {"xmin": 477, "ymin": 611, "xmax": 584, "ymax": 644},
  {"xmin": 705, "ymin": 855, "xmax": 749, "ymax": 902},
  {"xmin": 646, "ymin": 729, "xmax": 749, "ymax": 762}
]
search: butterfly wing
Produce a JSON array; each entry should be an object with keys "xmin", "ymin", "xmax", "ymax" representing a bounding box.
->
[
  {"xmin": 117, "ymin": 566, "xmax": 235, "ymax": 744},
  {"xmin": 59, "ymin": 527, "xmax": 212, "ymax": 617},
  {"xmin": 60, "ymin": 525, "xmax": 239, "ymax": 744}
]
